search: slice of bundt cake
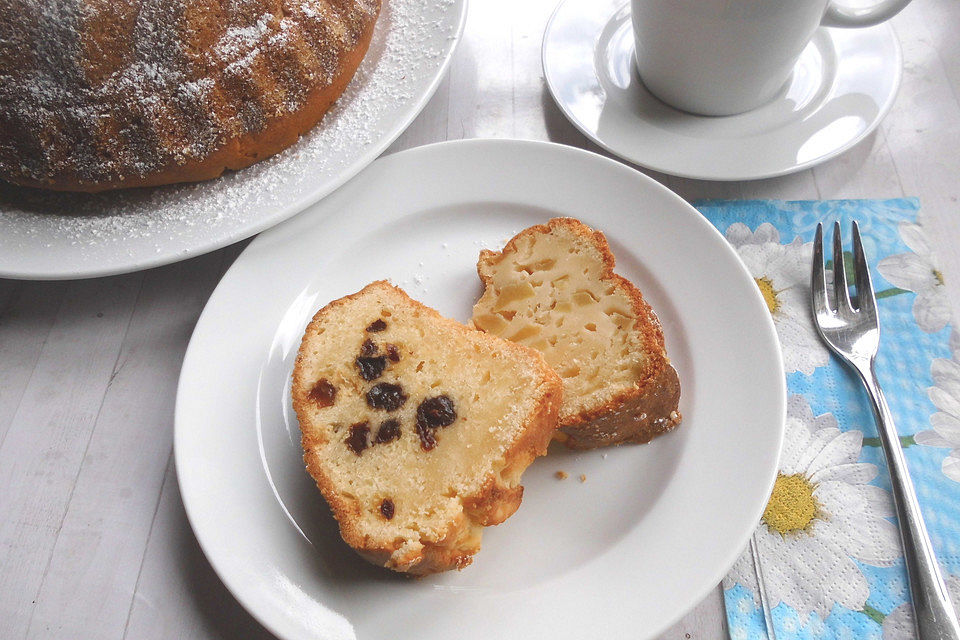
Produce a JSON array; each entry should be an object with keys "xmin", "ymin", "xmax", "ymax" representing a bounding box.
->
[
  {"xmin": 292, "ymin": 281, "xmax": 562, "ymax": 575},
  {"xmin": 471, "ymin": 218, "xmax": 681, "ymax": 450}
]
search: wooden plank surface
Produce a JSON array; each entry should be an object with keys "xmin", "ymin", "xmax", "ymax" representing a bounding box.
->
[
  {"xmin": 22, "ymin": 253, "xmax": 226, "ymax": 640},
  {"xmin": 0, "ymin": 274, "xmax": 144, "ymax": 638},
  {"xmin": 2, "ymin": 0, "xmax": 959, "ymax": 638}
]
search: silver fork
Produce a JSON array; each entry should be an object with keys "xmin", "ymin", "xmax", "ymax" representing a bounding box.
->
[{"xmin": 812, "ymin": 221, "xmax": 960, "ymax": 640}]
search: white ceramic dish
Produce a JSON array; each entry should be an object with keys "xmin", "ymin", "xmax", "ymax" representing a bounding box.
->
[
  {"xmin": 0, "ymin": 0, "xmax": 466, "ymax": 280},
  {"xmin": 175, "ymin": 139, "xmax": 786, "ymax": 640},
  {"xmin": 542, "ymin": 0, "xmax": 902, "ymax": 181}
]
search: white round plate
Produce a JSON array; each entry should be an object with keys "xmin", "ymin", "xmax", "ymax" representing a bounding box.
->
[
  {"xmin": 542, "ymin": 0, "xmax": 902, "ymax": 181},
  {"xmin": 0, "ymin": 0, "xmax": 466, "ymax": 281},
  {"xmin": 176, "ymin": 139, "xmax": 785, "ymax": 640}
]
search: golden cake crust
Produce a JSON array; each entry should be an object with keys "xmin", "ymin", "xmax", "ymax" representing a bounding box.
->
[
  {"xmin": 0, "ymin": 0, "xmax": 381, "ymax": 192},
  {"xmin": 474, "ymin": 218, "xmax": 681, "ymax": 449},
  {"xmin": 292, "ymin": 281, "xmax": 562, "ymax": 574},
  {"xmin": 556, "ymin": 356, "xmax": 680, "ymax": 449}
]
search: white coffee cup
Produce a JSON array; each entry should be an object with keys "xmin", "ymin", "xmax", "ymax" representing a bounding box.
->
[{"xmin": 631, "ymin": 0, "xmax": 912, "ymax": 116}]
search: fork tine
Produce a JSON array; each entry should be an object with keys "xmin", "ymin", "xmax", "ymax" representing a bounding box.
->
[
  {"xmin": 812, "ymin": 223, "xmax": 831, "ymax": 317},
  {"xmin": 832, "ymin": 221, "xmax": 853, "ymax": 313},
  {"xmin": 851, "ymin": 221, "xmax": 878, "ymax": 318}
]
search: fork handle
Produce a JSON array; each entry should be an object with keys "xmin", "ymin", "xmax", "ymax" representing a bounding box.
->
[{"xmin": 858, "ymin": 360, "xmax": 960, "ymax": 639}]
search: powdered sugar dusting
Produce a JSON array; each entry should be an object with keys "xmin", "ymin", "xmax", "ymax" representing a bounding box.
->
[
  {"xmin": 0, "ymin": 0, "xmax": 462, "ymax": 275},
  {"xmin": 2, "ymin": 0, "xmax": 379, "ymax": 184}
]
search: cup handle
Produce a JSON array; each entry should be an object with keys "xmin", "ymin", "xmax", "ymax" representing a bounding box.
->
[{"xmin": 821, "ymin": 0, "xmax": 911, "ymax": 27}]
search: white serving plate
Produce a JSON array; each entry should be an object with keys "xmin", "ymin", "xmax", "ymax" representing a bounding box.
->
[{"xmin": 0, "ymin": 0, "xmax": 467, "ymax": 280}]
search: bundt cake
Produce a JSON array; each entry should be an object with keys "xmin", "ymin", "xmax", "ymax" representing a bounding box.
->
[
  {"xmin": 0, "ymin": 0, "xmax": 380, "ymax": 192},
  {"xmin": 291, "ymin": 281, "xmax": 563, "ymax": 574},
  {"xmin": 472, "ymin": 218, "xmax": 681, "ymax": 449}
]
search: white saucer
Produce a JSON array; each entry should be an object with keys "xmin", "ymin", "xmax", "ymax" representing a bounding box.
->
[
  {"xmin": 176, "ymin": 139, "xmax": 785, "ymax": 640},
  {"xmin": 542, "ymin": 0, "xmax": 902, "ymax": 181}
]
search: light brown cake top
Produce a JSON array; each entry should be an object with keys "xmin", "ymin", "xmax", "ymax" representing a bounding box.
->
[{"xmin": 0, "ymin": 0, "xmax": 379, "ymax": 187}]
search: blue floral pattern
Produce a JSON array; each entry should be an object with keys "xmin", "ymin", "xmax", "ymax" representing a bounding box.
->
[{"xmin": 698, "ymin": 199, "xmax": 960, "ymax": 640}]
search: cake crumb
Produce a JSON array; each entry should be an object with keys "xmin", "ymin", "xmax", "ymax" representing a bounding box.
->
[
  {"xmin": 554, "ymin": 470, "xmax": 568, "ymax": 480},
  {"xmin": 579, "ymin": 474, "xmax": 586, "ymax": 483}
]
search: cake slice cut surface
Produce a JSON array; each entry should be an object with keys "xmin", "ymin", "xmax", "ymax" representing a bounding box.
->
[
  {"xmin": 472, "ymin": 217, "xmax": 681, "ymax": 449},
  {"xmin": 292, "ymin": 281, "xmax": 562, "ymax": 574}
]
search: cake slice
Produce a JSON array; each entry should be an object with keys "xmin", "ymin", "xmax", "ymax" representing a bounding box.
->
[
  {"xmin": 471, "ymin": 218, "xmax": 681, "ymax": 449},
  {"xmin": 292, "ymin": 281, "xmax": 562, "ymax": 574}
]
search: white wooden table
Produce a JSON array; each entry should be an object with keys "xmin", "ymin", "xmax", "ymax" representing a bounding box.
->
[{"xmin": 2, "ymin": 0, "xmax": 959, "ymax": 638}]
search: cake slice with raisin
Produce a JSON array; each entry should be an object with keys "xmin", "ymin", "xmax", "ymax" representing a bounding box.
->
[
  {"xmin": 472, "ymin": 218, "xmax": 681, "ymax": 449},
  {"xmin": 292, "ymin": 281, "xmax": 562, "ymax": 575}
]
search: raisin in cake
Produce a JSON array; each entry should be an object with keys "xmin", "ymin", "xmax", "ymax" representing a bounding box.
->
[
  {"xmin": 292, "ymin": 281, "xmax": 562, "ymax": 574},
  {"xmin": 472, "ymin": 218, "xmax": 681, "ymax": 449}
]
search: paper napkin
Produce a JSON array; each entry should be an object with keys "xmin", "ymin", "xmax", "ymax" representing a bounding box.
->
[{"xmin": 696, "ymin": 199, "xmax": 960, "ymax": 640}]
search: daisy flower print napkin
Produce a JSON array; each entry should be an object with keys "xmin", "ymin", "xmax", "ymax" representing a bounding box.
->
[{"xmin": 695, "ymin": 199, "xmax": 960, "ymax": 640}]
